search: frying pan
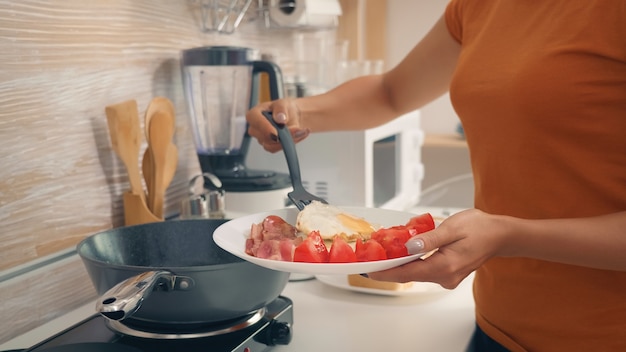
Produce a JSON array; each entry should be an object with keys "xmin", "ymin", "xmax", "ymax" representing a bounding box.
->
[{"xmin": 76, "ymin": 219, "xmax": 290, "ymax": 325}]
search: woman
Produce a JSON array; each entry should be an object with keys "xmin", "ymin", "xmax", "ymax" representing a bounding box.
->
[{"xmin": 245, "ymin": 1, "xmax": 626, "ymax": 350}]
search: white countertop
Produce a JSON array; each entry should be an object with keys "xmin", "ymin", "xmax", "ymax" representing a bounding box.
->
[
  {"xmin": 0, "ymin": 273, "xmax": 475, "ymax": 351},
  {"xmin": 276, "ymin": 274, "xmax": 475, "ymax": 352}
]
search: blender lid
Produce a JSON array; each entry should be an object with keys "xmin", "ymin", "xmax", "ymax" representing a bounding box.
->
[{"xmin": 181, "ymin": 46, "xmax": 259, "ymax": 66}]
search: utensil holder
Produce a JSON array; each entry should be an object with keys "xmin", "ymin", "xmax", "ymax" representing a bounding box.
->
[{"xmin": 123, "ymin": 191, "xmax": 162, "ymax": 226}]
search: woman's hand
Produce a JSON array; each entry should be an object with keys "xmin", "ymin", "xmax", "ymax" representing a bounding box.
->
[
  {"xmin": 245, "ymin": 98, "xmax": 310, "ymax": 153},
  {"xmin": 368, "ymin": 209, "xmax": 507, "ymax": 289},
  {"xmin": 369, "ymin": 208, "xmax": 626, "ymax": 289}
]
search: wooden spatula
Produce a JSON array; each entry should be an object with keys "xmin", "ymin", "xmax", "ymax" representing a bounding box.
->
[{"xmin": 105, "ymin": 100, "xmax": 145, "ymax": 203}]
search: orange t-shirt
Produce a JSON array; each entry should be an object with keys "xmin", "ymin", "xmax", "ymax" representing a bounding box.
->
[{"xmin": 445, "ymin": 0, "xmax": 626, "ymax": 351}]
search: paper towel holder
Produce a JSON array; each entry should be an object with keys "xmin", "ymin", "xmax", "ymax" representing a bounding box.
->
[{"xmin": 258, "ymin": 0, "xmax": 341, "ymax": 30}]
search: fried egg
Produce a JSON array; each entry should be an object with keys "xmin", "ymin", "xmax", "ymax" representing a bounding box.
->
[{"xmin": 295, "ymin": 201, "xmax": 378, "ymax": 241}]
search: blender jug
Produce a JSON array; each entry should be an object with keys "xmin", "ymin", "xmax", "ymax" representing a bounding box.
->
[{"xmin": 181, "ymin": 46, "xmax": 290, "ymax": 194}]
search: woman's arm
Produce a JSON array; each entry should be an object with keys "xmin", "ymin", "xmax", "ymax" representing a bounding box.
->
[
  {"xmin": 369, "ymin": 209, "xmax": 626, "ymax": 289},
  {"xmin": 501, "ymin": 211, "xmax": 626, "ymax": 270},
  {"xmin": 246, "ymin": 14, "xmax": 460, "ymax": 150},
  {"xmin": 298, "ymin": 14, "xmax": 461, "ymax": 132}
]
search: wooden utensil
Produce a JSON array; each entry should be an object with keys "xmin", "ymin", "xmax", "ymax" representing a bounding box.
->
[
  {"xmin": 146, "ymin": 108, "xmax": 176, "ymax": 218},
  {"xmin": 123, "ymin": 191, "xmax": 161, "ymax": 226},
  {"xmin": 143, "ymin": 97, "xmax": 176, "ymax": 209},
  {"xmin": 142, "ymin": 144, "xmax": 178, "ymax": 213},
  {"xmin": 144, "ymin": 97, "xmax": 174, "ymax": 141},
  {"xmin": 105, "ymin": 100, "xmax": 145, "ymax": 203},
  {"xmin": 141, "ymin": 148, "xmax": 152, "ymax": 204}
]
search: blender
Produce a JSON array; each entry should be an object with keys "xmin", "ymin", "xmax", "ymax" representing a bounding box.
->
[{"xmin": 181, "ymin": 46, "xmax": 291, "ymax": 214}]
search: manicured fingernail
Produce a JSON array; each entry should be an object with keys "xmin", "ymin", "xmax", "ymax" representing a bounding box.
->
[
  {"xmin": 275, "ymin": 112, "xmax": 287, "ymax": 123},
  {"xmin": 270, "ymin": 133, "xmax": 278, "ymax": 141},
  {"xmin": 359, "ymin": 273, "xmax": 369, "ymax": 278},
  {"xmin": 405, "ymin": 238, "xmax": 425, "ymax": 255},
  {"xmin": 294, "ymin": 128, "xmax": 310, "ymax": 139}
]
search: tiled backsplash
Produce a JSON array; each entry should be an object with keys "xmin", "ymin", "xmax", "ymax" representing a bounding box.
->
[{"xmin": 0, "ymin": 0, "xmax": 333, "ymax": 342}]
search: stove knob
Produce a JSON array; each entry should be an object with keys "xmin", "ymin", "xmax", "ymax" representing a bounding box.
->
[{"xmin": 260, "ymin": 320, "xmax": 292, "ymax": 346}]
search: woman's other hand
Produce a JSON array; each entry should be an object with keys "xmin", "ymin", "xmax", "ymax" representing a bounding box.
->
[{"xmin": 369, "ymin": 209, "xmax": 506, "ymax": 289}]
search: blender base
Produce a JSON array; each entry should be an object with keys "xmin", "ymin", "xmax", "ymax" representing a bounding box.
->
[{"xmin": 225, "ymin": 188, "xmax": 291, "ymax": 215}]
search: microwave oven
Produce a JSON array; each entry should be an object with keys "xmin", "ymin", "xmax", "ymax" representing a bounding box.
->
[{"xmin": 245, "ymin": 110, "xmax": 424, "ymax": 210}]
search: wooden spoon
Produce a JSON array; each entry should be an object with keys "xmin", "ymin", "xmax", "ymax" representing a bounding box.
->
[
  {"xmin": 144, "ymin": 97, "xmax": 175, "ymax": 140},
  {"xmin": 147, "ymin": 109, "xmax": 176, "ymax": 218},
  {"xmin": 141, "ymin": 148, "xmax": 153, "ymax": 202},
  {"xmin": 105, "ymin": 100, "xmax": 145, "ymax": 202},
  {"xmin": 141, "ymin": 144, "xmax": 178, "ymax": 214},
  {"xmin": 143, "ymin": 97, "xmax": 176, "ymax": 205}
]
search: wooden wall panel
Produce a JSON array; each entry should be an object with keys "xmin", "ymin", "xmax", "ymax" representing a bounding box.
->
[
  {"xmin": 0, "ymin": 0, "xmax": 295, "ymax": 271},
  {"xmin": 0, "ymin": 0, "xmax": 300, "ymax": 342},
  {"xmin": 0, "ymin": 254, "xmax": 96, "ymax": 343}
]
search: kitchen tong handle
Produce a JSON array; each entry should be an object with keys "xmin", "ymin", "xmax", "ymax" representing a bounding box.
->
[{"xmin": 262, "ymin": 111, "xmax": 305, "ymax": 192}]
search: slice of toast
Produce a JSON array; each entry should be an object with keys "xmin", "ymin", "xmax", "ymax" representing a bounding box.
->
[{"xmin": 347, "ymin": 274, "xmax": 414, "ymax": 291}]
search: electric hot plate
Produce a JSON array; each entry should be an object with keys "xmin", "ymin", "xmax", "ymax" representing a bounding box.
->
[{"xmin": 20, "ymin": 297, "xmax": 293, "ymax": 352}]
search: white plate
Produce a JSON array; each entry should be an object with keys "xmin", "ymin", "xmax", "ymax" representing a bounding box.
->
[
  {"xmin": 213, "ymin": 207, "xmax": 427, "ymax": 275},
  {"xmin": 315, "ymin": 274, "xmax": 447, "ymax": 297}
]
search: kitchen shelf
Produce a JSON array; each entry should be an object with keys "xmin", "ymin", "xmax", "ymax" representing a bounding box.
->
[{"xmin": 423, "ymin": 133, "xmax": 468, "ymax": 149}]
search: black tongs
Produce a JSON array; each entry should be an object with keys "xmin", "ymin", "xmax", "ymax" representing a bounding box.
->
[{"xmin": 262, "ymin": 111, "xmax": 328, "ymax": 210}]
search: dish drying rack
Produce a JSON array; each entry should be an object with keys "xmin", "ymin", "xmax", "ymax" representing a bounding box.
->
[{"xmin": 191, "ymin": 0, "xmax": 254, "ymax": 34}]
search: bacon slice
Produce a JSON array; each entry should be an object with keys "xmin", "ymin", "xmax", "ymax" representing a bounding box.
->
[{"xmin": 245, "ymin": 215, "xmax": 300, "ymax": 261}]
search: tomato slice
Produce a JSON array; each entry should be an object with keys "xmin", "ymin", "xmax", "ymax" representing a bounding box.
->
[
  {"xmin": 293, "ymin": 231, "xmax": 330, "ymax": 263},
  {"xmin": 405, "ymin": 213, "xmax": 436, "ymax": 235},
  {"xmin": 328, "ymin": 236, "xmax": 357, "ymax": 263},
  {"xmin": 371, "ymin": 226, "xmax": 411, "ymax": 259},
  {"xmin": 355, "ymin": 238, "xmax": 387, "ymax": 262}
]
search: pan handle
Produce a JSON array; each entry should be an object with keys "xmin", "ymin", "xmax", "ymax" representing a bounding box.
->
[{"xmin": 96, "ymin": 270, "xmax": 194, "ymax": 321}]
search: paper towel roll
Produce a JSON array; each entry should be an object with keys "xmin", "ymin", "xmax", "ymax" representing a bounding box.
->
[{"xmin": 269, "ymin": 0, "xmax": 342, "ymax": 28}]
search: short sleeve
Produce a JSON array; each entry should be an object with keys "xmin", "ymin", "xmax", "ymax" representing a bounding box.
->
[{"xmin": 445, "ymin": 0, "xmax": 463, "ymax": 44}]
